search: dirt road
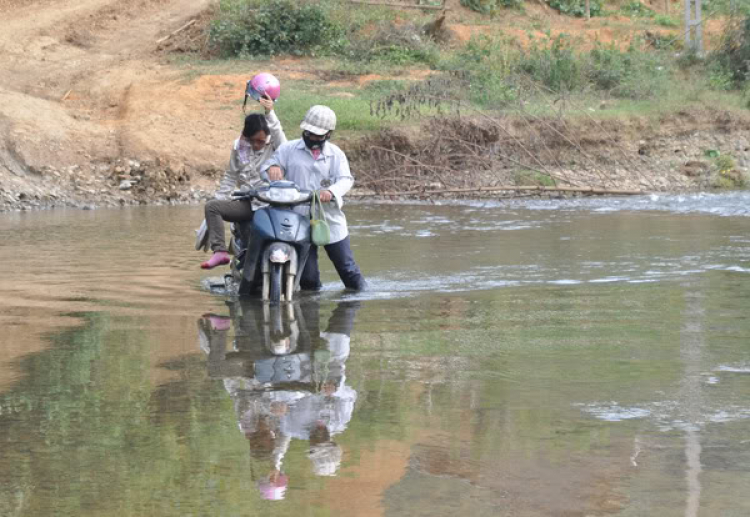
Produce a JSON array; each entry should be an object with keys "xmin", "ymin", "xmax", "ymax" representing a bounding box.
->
[{"xmin": 0, "ymin": 0, "xmax": 250, "ymax": 208}]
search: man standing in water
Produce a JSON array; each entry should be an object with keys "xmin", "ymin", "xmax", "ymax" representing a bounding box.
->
[{"xmin": 261, "ymin": 105, "xmax": 367, "ymax": 291}]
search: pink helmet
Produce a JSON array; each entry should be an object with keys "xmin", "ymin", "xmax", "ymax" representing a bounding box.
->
[{"xmin": 246, "ymin": 72, "xmax": 281, "ymax": 102}]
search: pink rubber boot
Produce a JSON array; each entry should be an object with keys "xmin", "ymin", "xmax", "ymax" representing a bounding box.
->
[{"xmin": 201, "ymin": 251, "xmax": 231, "ymax": 269}]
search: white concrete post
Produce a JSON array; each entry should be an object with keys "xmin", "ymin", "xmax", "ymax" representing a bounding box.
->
[{"xmin": 684, "ymin": 0, "xmax": 704, "ymax": 55}]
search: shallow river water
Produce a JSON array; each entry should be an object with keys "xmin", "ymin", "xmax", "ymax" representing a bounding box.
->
[{"xmin": 1, "ymin": 193, "xmax": 749, "ymax": 516}]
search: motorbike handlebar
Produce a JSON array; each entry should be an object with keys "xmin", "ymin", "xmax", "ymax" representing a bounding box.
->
[{"xmin": 230, "ymin": 183, "xmax": 316, "ymax": 206}]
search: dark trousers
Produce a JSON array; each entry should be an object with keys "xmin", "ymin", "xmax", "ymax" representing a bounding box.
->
[
  {"xmin": 300, "ymin": 236, "xmax": 366, "ymax": 291},
  {"xmin": 326, "ymin": 301, "xmax": 361, "ymax": 335},
  {"xmin": 205, "ymin": 199, "xmax": 254, "ymax": 252}
]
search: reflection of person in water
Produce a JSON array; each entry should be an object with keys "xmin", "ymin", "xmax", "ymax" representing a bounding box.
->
[
  {"xmin": 282, "ymin": 301, "xmax": 360, "ymax": 476},
  {"xmin": 197, "ymin": 299, "xmax": 361, "ymax": 498},
  {"xmin": 236, "ymin": 392, "xmax": 298, "ymax": 501}
]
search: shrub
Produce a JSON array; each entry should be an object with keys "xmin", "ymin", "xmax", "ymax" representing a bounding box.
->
[
  {"xmin": 586, "ymin": 44, "xmax": 671, "ymax": 99},
  {"xmin": 460, "ymin": 0, "xmax": 522, "ymax": 14},
  {"xmin": 438, "ymin": 35, "xmax": 521, "ymax": 106},
  {"xmin": 643, "ymin": 30, "xmax": 679, "ymax": 50},
  {"xmin": 448, "ymin": 35, "xmax": 519, "ymax": 73},
  {"xmin": 518, "ymin": 35, "xmax": 584, "ymax": 91},
  {"xmin": 715, "ymin": 154, "xmax": 736, "ymax": 174},
  {"xmin": 697, "ymin": 0, "xmax": 750, "ymax": 16},
  {"xmin": 547, "ymin": 0, "xmax": 601, "ymax": 17},
  {"xmin": 467, "ymin": 71, "xmax": 519, "ymax": 106},
  {"xmin": 621, "ymin": 1, "xmax": 655, "ymax": 18},
  {"xmin": 707, "ymin": 61, "xmax": 735, "ymax": 90},
  {"xmin": 677, "ymin": 48, "xmax": 703, "ymax": 69},
  {"xmin": 513, "ymin": 38, "xmax": 671, "ymax": 98},
  {"xmin": 209, "ymin": 0, "xmax": 345, "ymax": 57},
  {"xmin": 435, "ymin": 34, "xmax": 672, "ymax": 107},
  {"xmin": 711, "ymin": 154, "xmax": 746, "ymax": 188},
  {"xmin": 654, "ymin": 14, "xmax": 679, "ymax": 27},
  {"xmin": 710, "ymin": 16, "xmax": 750, "ymax": 87},
  {"xmin": 346, "ymin": 22, "xmax": 440, "ymax": 66},
  {"xmin": 515, "ymin": 170, "xmax": 556, "ymax": 186}
]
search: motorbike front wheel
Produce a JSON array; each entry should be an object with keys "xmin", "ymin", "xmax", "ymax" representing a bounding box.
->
[{"xmin": 269, "ymin": 263, "xmax": 282, "ymax": 304}]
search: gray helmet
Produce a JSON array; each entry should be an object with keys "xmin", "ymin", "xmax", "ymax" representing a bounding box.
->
[{"xmin": 300, "ymin": 105, "xmax": 336, "ymax": 135}]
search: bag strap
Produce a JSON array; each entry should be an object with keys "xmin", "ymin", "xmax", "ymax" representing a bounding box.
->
[{"xmin": 310, "ymin": 190, "xmax": 321, "ymax": 220}]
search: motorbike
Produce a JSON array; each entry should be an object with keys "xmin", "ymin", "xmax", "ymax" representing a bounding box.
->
[{"xmin": 229, "ymin": 181, "xmax": 313, "ymax": 303}]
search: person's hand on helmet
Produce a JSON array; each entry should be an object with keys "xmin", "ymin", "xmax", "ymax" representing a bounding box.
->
[
  {"xmin": 319, "ymin": 190, "xmax": 333, "ymax": 203},
  {"xmin": 259, "ymin": 93, "xmax": 274, "ymax": 114},
  {"xmin": 268, "ymin": 165, "xmax": 284, "ymax": 181}
]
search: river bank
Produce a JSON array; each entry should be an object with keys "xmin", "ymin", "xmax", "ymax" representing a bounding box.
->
[{"xmin": 2, "ymin": 107, "xmax": 748, "ymax": 212}]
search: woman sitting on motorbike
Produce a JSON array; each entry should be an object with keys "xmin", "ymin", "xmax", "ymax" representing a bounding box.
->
[{"xmin": 200, "ymin": 74, "xmax": 287, "ymax": 269}]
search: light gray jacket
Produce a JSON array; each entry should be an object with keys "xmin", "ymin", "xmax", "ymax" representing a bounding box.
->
[{"xmin": 214, "ymin": 110, "xmax": 287, "ymax": 200}]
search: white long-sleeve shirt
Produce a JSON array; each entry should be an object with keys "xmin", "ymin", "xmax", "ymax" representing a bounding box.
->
[{"xmin": 260, "ymin": 139, "xmax": 354, "ymax": 244}]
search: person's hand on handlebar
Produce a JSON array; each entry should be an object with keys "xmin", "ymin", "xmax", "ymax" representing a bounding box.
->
[
  {"xmin": 319, "ymin": 190, "xmax": 333, "ymax": 203},
  {"xmin": 268, "ymin": 166, "xmax": 284, "ymax": 181}
]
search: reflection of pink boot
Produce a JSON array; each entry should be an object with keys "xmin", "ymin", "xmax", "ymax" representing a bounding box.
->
[
  {"xmin": 201, "ymin": 251, "xmax": 230, "ymax": 269},
  {"xmin": 208, "ymin": 315, "xmax": 231, "ymax": 331}
]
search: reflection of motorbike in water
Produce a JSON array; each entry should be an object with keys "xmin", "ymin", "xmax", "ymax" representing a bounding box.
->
[{"xmin": 198, "ymin": 299, "xmax": 360, "ymax": 500}]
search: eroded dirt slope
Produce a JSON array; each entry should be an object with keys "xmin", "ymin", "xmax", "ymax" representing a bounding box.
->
[{"xmin": 0, "ymin": 0, "xmax": 240, "ymax": 208}]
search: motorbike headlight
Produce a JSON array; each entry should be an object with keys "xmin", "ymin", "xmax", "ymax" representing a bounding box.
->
[
  {"xmin": 258, "ymin": 187, "xmax": 302, "ymax": 204},
  {"xmin": 269, "ymin": 248, "xmax": 289, "ymax": 263},
  {"xmin": 270, "ymin": 337, "xmax": 292, "ymax": 355}
]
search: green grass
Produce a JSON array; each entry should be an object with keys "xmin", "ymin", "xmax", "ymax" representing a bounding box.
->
[
  {"xmin": 515, "ymin": 170, "xmax": 557, "ymax": 186},
  {"xmin": 169, "ymin": 9, "xmax": 750, "ymax": 140},
  {"xmin": 171, "ymin": 50, "xmax": 456, "ymax": 136},
  {"xmin": 174, "ymin": 51, "xmax": 750, "ymax": 140},
  {"xmin": 654, "ymin": 14, "xmax": 679, "ymax": 27},
  {"xmin": 270, "ymin": 79, "xmax": 450, "ymax": 136},
  {"xmin": 272, "ymin": 82, "xmax": 384, "ymax": 133},
  {"xmin": 173, "ymin": 57, "xmax": 430, "ymax": 137},
  {"xmin": 591, "ymin": 87, "xmax": 748, "ymax": 120}
]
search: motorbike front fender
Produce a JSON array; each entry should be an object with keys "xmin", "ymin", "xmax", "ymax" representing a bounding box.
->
[{"xmin": 261, "ymin": 243, "xmax": 297, "ymax": 274}]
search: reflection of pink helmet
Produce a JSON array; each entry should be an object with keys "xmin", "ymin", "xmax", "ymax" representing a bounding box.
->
[{"xmin": 246, "ymin": 73, "xmax": 281, "ymax": 101}]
